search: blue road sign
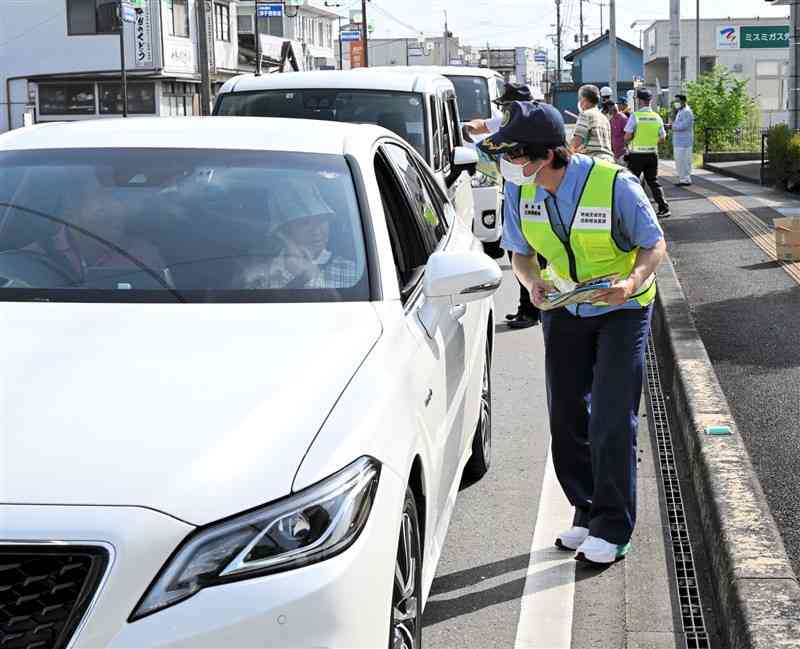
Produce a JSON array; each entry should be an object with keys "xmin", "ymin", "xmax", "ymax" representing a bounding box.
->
[
  {"xmin": 340, "ymin": 30, "xmax": 362, "ymax": 42},
  {"xmin": 257, "ymin": 3, "xmax": 283, "ymax": 17}
]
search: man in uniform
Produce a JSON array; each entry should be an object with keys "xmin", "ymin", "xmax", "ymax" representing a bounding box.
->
[
  {"xmin": 479, "ymin": 101, "xmax": 667, "ymax": 565},
  {"xmin": 624, "ymin": 88, "xmax": 671, "ymax": 218}
]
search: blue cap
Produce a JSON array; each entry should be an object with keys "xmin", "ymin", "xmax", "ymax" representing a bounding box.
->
[
  {"xmin": 493, "ymin": 82, "xmax": 532, "ymax": 105},
  {"xmin": 618, "ymin": 96, "xmax": 629, "ymax": 104},
  {"xmin": 478, "ymin": 101, "xmax": 566, "ymax": 156}
]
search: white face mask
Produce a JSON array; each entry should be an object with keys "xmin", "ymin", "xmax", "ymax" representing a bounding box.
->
[
  {"xmin": 500, "ymin": 157, "xmax": 544, "ymax": 186},
  {"xmin": 576, "ymin": 100, "xmax": 584, "ymax": 114}
]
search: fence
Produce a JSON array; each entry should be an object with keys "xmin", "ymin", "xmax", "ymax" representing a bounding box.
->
[{"xmin": 703, "ymin": 126, "xmax": 768, "ymax": 184}]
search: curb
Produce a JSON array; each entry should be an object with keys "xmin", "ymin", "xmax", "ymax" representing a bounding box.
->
[
  {"xmin": 703, "ymin": 162, "xmax": 763, "ymax": 186},
  {"xmin": 652, "ymin": 255, "xmax": 800, "ymax": 649}
]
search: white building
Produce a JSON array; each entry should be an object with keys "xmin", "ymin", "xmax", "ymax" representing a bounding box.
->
[
  {"xmin": 1, "ymin": 0, "xmax": 241, "ymax": 132},
  {"xmin": 236, "ymin": 1, "xmax": 337, "ymax": 72},
  {"xmin": 643, "ymin": 17, "xmax": 790, "ymax": 125}
]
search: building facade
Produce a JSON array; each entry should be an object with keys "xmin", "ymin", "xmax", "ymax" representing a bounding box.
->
[
  {"xmin": 643, "ymin": 17, "xmax": 789, "ymax": 125},
  {"xmin": 1, "ymin": 0, "xmax": 242, "ymax": 132},
  {"xmin": 564, "ymin": 33, "xmax": 643, "ymax": 87},
  {"xmin": 337, "ymin": 35, "xmax": 466, "ymax": 71}
]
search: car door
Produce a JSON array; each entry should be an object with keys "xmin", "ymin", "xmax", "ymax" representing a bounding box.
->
[
  {"xmin": 376, "ymin": 141, "xmax": 467, "ymax": 543},
  {"xmin": 442, "ymin": 89, "xmax": 476, "ymax": 233}
]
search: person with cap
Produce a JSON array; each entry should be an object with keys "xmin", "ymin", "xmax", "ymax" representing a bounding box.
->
[
  {"xmin": 571, "ymin": 85, "xmax": 614, "ymax": 162},
  {"xmin": 624, "ymin": 88, "xmax": 671, "ymax": 218},
  {"xmin": 479, "ymin": 100, "xmax": 667, "ymax": 565},
  {"xmin": 667, "ymin": 93, "xmax": 695, "ymax": 186},
  {"xmin": 618, "ymin": 95, "xmax": 631, "ymax": 117},
  {"xmin": 465, "ymin": 81, "xmax": 543, "ymax": 329},
  {"xmin": 599, "ymin": 86, "xmax": 613, "ymax": 116}
]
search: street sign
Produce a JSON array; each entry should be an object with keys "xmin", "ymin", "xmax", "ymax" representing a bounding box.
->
[
  {"xmin": 407, "ymin": 47, "xmax": 424, "ymax": 57},
  {"xmin": 340, "ymin": 30, "xmax": 362, "ymax": 42},
  {"xmin": 350, "ymin": 42, "xmax": 365, "ymax": 68},
  {"xmin": 121, "ymin": 1, "xmax": 136, "ymax": 23},
  {"xmin": 257, "ymin": 3, "xmax": 283, "ymax": 18},
  {"xmin": 534, "ymin": 52, "xmax": 547, "ymax": 63}
]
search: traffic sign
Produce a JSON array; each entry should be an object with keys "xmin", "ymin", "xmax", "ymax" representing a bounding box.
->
[
  {"xmin": 121, "ymin": 1, "xmax": 136, "ymax": 23},
  {"xmin": 340, "ymin": 30, "xmax": 362, "ymax": 42},
  {"xmin": 257, "ymin": 2, "xmax": 283, "ymax": 18}
]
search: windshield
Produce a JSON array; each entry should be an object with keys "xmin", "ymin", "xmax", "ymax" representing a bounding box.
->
[
  {"xmin": 216, "ymin": 89, "xmax": 428, "ymax": 159},
  {"xmin": 446, "ymin": 76, "xmax": 491, "ymax": 122},
  {"xmin": 0, "ymin": 149, "xmax": 369, "ymax": 303}
]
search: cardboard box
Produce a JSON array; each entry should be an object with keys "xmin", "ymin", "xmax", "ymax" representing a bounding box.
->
[{"xmin": 774, "ymin": 217, "xmax": 800, "ymax": 262}]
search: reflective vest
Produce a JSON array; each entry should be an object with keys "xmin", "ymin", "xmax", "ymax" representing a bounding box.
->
[
  {"xmin": 630, "ymin": 110, "xmax": 661, "ymax": 153},
  {"xmin": 519, "ymin": 159, "xmax": 656, "ymax": 308}
]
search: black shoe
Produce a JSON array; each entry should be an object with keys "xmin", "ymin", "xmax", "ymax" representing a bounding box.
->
[
  {"xmin": 507, "ymin": 312, "xmax": 540, "ymax": 329},
  {"xmin": 675, "ymin": 181, "xmax": 692, "ymax": 187},
  {"xmin": 656, "ymin": 206, "xmax": 671, "ymax": 218}
]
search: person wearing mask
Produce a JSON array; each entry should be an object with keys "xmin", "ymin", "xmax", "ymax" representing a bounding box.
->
[
  {"xmin": 570, "ymin": 85, "xmax": 615, "ymax": 162},
  {"xmin": 624, "ymin": 88, "xmax": 671, "ymax": 218},
  {"xmin": 465, "ymin": 82, "xmax": 542, "ymax": 329},
  {"xmin": 479, "ymin": 100, "xmax": 666, "ymax": 565},
  {"xmin": 599, "ymin": 86, "xmax": 613, "ymax": 115},
  {"xmin": 668, "ymin": 93, "xmax": 695, "ymax": 186},
  {"xmin": 606, "ymin": 100, "xmax": 629, "ymax": 163}
]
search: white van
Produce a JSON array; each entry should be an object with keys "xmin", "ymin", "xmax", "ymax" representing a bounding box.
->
[
  {"xmin": 366, "ymin": 67, "xmax": 507, "ymax": 247},
  {"xmin": 214, "ymin": 71, "xmax": 478, "ymax": 233}
]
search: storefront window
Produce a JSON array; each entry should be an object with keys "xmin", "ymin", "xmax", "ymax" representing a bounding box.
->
[
  {"xmin": 98, "ymin": 82, "xmax": 156, "ymax": 114},
  {"xmin": 162, "ymin": 83, "xmax": 199, "ymax": 116},
  {"xmin": 38, "ymin": 84, "xmax": 95, "ymax": 115}
]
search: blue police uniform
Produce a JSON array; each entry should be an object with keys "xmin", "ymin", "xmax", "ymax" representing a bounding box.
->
[{"xmin": 482, "ymin": 102, "xmax": 665, "ymax": 548}]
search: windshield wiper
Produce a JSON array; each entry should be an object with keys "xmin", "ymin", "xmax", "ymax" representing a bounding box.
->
[{"xmin": 0, "ymin": 202, "xmax": 184, "ymax": 302}]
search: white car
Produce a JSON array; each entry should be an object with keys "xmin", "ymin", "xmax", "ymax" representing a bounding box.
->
[
  {"xmin": 213, "ymin": 70, "xmax": 479, "ymax": 240},
  {"xmin": 0, "ymin": 117, "xmax": 500, "ymax": 648}
]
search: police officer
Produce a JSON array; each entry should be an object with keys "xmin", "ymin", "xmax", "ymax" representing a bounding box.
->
[
  {"xmin": 479, "ymin": 101, "xmax": 667, "ymax": 565},
  {"xmin": 624, "ymin": 88, "xmax": 671, "ymax": 218}
]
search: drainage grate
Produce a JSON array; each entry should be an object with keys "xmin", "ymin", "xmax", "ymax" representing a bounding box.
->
[{"xmin": 645, "ymin": 335, "xmax": 711, "ymax": 649}]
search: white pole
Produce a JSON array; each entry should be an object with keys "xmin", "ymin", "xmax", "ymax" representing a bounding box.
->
[
  {"xmin": 668, "ymin": 0, "xmax": 681, "ymax": 102},
  {"xmin": 609, "ymin": 0, "xmax": 617, "ymax": 98},
  {"xmin": 792, "ymin": 1, "xmax": 799, "ymax": 129}
]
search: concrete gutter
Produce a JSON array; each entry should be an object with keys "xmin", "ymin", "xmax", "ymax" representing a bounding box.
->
[{"xmin": 652, "ymin": 255, "xmax": 800, "ymax": 649}]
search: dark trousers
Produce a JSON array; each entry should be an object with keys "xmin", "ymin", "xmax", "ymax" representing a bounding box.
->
[
  {"xmin": 507, "ymin": 250, "xmax": 540, "ymax": 318},
  {"xmin": 627, "ymin": 153, "xmax": 668, "ymax": 210},
  {"xmin": 542, "ymin": 305, "xmax": 653, "ymax": 545}
]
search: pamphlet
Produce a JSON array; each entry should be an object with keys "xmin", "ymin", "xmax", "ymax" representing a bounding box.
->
[{"xmin": 538, "ymin": 278, "xmax": 614, "ymax": 311}]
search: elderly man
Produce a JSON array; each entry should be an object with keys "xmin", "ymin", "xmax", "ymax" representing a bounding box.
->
[{"xmin": 570, "ymin": 85, "xmax": 614, "ymax": 162}]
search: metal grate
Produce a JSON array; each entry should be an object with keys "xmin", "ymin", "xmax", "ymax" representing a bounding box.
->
[
  {"xmin": 645, "ymin": 335, "xmax": 711, "ymax": 649},
  {"xmin": 0, "ymin": 545, "xmax": 108, "ymax": 649}
]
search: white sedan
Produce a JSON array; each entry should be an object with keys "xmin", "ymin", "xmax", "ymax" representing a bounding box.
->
[{"xmin": 0, "ymin": 117, "xmax": 500, "ymax": 648}]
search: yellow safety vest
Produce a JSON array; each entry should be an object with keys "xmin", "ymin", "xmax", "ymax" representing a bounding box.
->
[
  {"xmin": 519, "ymin": 159, "xmax": 656, "ymax": 308},
  {"xmin": 630, "ymin": 110, "xmax": 661, "ymax": 154}
]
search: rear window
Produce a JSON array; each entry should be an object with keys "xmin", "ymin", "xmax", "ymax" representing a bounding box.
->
[
  {"xmin": 446, "ymin": 76, "xmax": 491, "ymax": 121},
  {"xmin": 216, "ymin": 89, "xmax": 427, "ymax": 160},
  {"xmin": 0, "ymin": 148, "xmax": 368, "ymax": 303}
]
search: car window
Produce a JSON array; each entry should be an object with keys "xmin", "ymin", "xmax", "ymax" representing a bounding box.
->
[
  {"xmin": 446, "ymin": 95, "xmax": 462, "ymax": 148},
  {"xmin": 382, "ymin": 143, "xmax": 446, "ymax": 251},
  {"xmin": 437, "ymin": 95, "xmax": 453, "ymax": 177},
  {"xmin": 445, "ymin": 75, "xmax": 491, "ymax": 121},
  {"xmin": 494, "ymin": 77, "xmax": 506, "ymax": 101},
  {"xmin": 430, "ymin": 96, "xmax": 442, "ymax": 171},
  {"xmin": 373, "ymin": 152, "xmax": 429, "ymax": 296},
  {"xmin": 0, "ymin": 149, "xmax": 369, "ymax": 303},
  {"xmin": 216, "ymin": 89, "xmax": 427, "ymax": 159}
]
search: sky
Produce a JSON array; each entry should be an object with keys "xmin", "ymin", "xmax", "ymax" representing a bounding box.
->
[{"xmin": 322, "ymin": 0, "xmax": 791, "ymax": 52}]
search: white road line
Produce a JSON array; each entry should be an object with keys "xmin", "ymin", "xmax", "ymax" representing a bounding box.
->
[{"xmin": 514, "ymin": 450, "xmax": 575, "ymax": 649}]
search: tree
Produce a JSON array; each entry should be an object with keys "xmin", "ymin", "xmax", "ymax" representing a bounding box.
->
[{"xmin": 685, "ymin": 66, "xmax": 758, "ymax": 152}]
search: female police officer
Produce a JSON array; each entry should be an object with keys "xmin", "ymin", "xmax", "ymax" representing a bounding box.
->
[{"xmin": 479, "ymin": 101, "xmax": 666, "ymax": 565}]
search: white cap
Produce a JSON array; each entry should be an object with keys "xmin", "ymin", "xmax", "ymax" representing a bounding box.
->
[
  {"xmin": 600, "ymin": 86, "xmax": 612, "ymax": 98},
  {"xmin": 268, "ymin": 177, "xmax": 335, "ymax": 232}
]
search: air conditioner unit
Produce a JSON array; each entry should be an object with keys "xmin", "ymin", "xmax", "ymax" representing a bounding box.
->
[{"xmin": 732, "ymin": 63, "xmax": 743, "ymax": 73}]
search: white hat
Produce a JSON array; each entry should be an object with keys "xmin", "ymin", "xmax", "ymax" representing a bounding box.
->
[
  {"xmin": 268, "ymin": 177, "xmax": 335, "ymax": 232},
  {"xmin": 600, "ymin": 86, "xmax": 612, "ymax": 98}
]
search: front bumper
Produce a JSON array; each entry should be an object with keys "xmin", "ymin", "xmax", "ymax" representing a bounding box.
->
[{"xmin": 1, "ymin": 468, "xmax": 405, "ymax": 648}]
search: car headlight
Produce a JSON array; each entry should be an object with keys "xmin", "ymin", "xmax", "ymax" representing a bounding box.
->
[
  {"xmin": 130, "ymin": 457, "xmax": 381, "ymax": 621},
  {"xmin": 471, "ymin": 170, "xmax": 498, "ymax": 188}
]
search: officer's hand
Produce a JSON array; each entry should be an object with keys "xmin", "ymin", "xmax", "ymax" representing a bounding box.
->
[
  {"xmin": 592, "ymin": 277, "xmax": 636, "ymax": 306},
  {"xmin": 465, "ymin": 119, "xmax": 489, "ymax": 135},
  {"xmin": 529, "ymin": 278, "xmax": 554, "ymax": 306}
]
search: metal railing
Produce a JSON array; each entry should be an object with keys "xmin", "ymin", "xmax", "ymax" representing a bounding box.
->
[{"xmin": 703, "ymin": 126, "xmax": 766, "ymax": 156}]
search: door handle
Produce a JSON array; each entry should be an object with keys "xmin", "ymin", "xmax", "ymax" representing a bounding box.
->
[{"xmin": 450, "ymin": 304, "xmax": 467, "ymax": 321}]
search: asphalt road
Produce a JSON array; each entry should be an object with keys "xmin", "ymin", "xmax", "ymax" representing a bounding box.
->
[
  {"xmin": 659, "ymin": 168, "xmax": 800, "ymax": 578},
  {"xmin": 421, "ymin": 265, "xmax": 718, "ymax": 648}
]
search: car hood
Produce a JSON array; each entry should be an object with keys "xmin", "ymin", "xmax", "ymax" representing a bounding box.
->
[{"xmin": 0, "ymin": 302, "xmax": 382, "ymax": 525}]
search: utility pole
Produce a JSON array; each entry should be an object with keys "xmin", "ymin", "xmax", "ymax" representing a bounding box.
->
[
  {"xmin": 555, "ymin": 0, "xmax": 562, "ymax": 85},
  {"xmin": 196, "ymin": 0, "xmax": 212, "ymax": 115},
  {"xmin": 695, "ymin": 0, "xmax": 700, "ymax": 80},
  {"xmin": 609, "ymin": 0, "xmax": 617, "ymax": 98},
  {"xmin": 668, "ymin": 0, "xmax": 681, "ymax": 102},
  {"xmin": 117, "ymin": 1, "xmax": 128, "ymax": 117},
  {"xmin": 792, "ymin": 0, "xmax": 799, "ymax": 129},
  {"xmin": 443, "ymin": 10, "xmax": 449, "ymax": 66},
  {"xmin": 579, "ymin": 0, "xmax": 584, "ymax": 46},
  {"xmin": 255, "ymin": 1, "xmax": 262, "ymax": 75},
  {"xmin": 361, "ymin": 0, "xmax": 369, "ymax": 67}
]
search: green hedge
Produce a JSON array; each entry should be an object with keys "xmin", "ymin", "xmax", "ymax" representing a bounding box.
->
[{"xmin": 766, "ymin": 124, "xmax": 800, "ymax": 190}]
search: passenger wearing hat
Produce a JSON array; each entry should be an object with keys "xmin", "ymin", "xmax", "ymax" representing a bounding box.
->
[
  {"xmin": 479, "ymin": 100, "xmax": 666, "ymax": 565},
  {"xmin": 464, "ymin": 81, "xmax": 543, "ymax": 330},
  {"xmin": 668, "ymin": 93, "xmax": 694, "ymax": 186},
  {"xmin": 618, "ymin": 95, "xmax": 631, "ymax": 117},
  {"xmin": 624, "ymin": 88, "xmax": 671, "ymax": 218}
]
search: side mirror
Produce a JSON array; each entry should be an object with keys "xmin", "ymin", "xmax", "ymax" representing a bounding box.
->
[
  {"xmin": 424, "ymin": 250, "xmax": 502, "ymax": 304},
  {"xmin": 451, "ymin": 145, "xmax": 479, "ymax": 177}
]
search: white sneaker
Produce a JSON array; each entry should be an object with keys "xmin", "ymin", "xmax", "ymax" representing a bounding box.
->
[
  {"xmin": 554, "ymin": 526, "xmax": 589, "ymax": 551},
  {"xmin": 575, "ymin": 535, "xmax": 631, "ymax": 565}
]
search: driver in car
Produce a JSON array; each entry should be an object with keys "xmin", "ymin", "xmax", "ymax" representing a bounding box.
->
[{"xmin": 244, "ymin": 180, "xmax": 358, "ymax": 290}]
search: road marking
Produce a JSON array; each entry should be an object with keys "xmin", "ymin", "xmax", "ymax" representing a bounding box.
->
[
  {"xmin": 708, "ymin": 195, "xmax": 800, "ymax": 285},
  {"xmin": 514, "ymin": 451, "xmax": 575, "ymax": 649}
]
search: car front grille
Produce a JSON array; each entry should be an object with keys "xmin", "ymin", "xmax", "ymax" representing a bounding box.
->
[{"xmin": 0, "ymin": 545, "xmax": 109, "ymax": 649}]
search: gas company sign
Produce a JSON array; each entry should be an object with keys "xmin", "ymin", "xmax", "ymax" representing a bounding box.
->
[{"xmin": 717, "ymin": 24, "xmax": 789, "ymax": 50}]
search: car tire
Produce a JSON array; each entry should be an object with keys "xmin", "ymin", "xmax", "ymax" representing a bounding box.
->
[
  {"xmin": 390, "ymin": 488, "xmax": 423, "ymax": 649},
  {"xmin": 464, "ymin": 338, "xmax": 492, "ymax": 481}
]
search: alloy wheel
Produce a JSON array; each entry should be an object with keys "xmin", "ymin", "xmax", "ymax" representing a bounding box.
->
[{"xmin": 391, "ymin": 506, "xmax": 420, "ymax": 649}]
